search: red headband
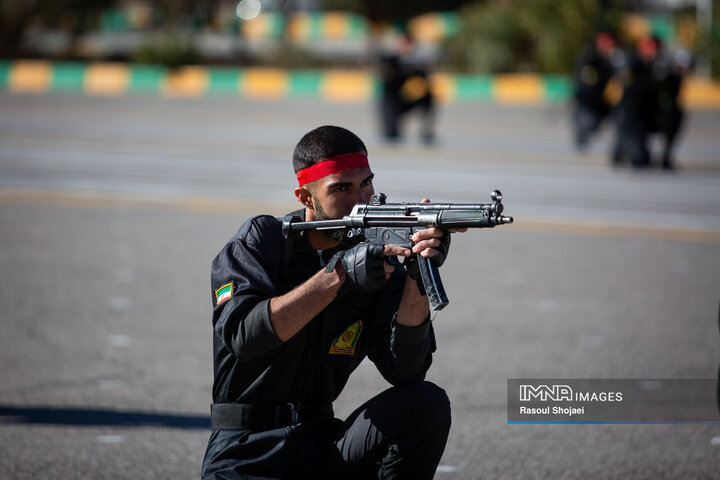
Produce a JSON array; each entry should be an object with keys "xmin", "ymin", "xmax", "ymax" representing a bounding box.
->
[{"xmin": 296, "ymin": 152, "xmax": 370, "ymax": 186}]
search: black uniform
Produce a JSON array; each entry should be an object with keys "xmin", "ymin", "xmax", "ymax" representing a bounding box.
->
[
  {"xmin": 572, "ymin": 48, "xmax": 615, "ymax": 149},
  {"xmin": 201, "ymin": 211, "xmax": 451, "ymax": 479},
  {"xmin": 655, "ymin": 62, "xmax": 684, "ymax": 170},
  {"xmin": 379, "ymin": 53, "xmax": 435, "ymax": 144},
  {"xmin": 612, "ymin": 52, "xmax": 657, "ymax": 167}
]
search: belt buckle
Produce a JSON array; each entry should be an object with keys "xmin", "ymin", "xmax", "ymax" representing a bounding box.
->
[{"xmin": 287, "ymin": 402, "xmax": 300, "ymax": 425}]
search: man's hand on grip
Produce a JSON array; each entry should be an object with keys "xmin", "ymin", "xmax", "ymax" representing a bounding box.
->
[{"xmin": 326, "ymin": 243, "xmax": 388, "ymax": 292}]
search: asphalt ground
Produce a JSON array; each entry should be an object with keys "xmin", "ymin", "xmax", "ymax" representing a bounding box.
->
[{"xmin": 1, "ymin": 93, "xmax": 719, "ymax": 479}]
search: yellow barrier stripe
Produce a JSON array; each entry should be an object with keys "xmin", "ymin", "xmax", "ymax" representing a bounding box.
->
[
  {"xmin": 288, "ymin": 14, "xmax": 310, "ymax": 43},
  {"xmin": 163, "ymin": 66, "xmax": 208, "ymax": 97},
  {"xmin": 8, "ymin": 60, "xmax": 51, "ymax": 93},
  {"xmin": 494, "ymin": 74, "xmax": 543, "ymax": 105},
  {"xmin": 321, "ymin": 70, "xmax": 372, "ymax": 102},
  {"xmin": 242, "ymin": 68, "xmax": 288, "ymax": 99},
  {"xmin": 244, "ymin": 14, "xmax": 272, "ymax": 42},
  {"xmin": 324, "ymin": 12, "xmax": 349, "ymax": 41},
  {"xmin": 85, "ymin": 63, "xmax": 129, "ymax": 95},
  {"xmin": 682, "ymin": 77, "xmax": 720, "ymax": 110},
  {"xmin": 430, "ymin": 73, "xmax": 455, "ymax": 104},
  {"xmin": 409, "ymin": 14, "xmax": 445, "ymax": 44}
]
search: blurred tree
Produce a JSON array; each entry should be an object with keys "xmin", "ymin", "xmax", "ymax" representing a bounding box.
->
[
  {"xmin": 0, "ymin": 1, "xmax": 41, "ymax": 57},
  {"xmin": 152, "ymin": 0, "xmax": 224, "ymax": 29},
  {"xmin": 322, "ymin": 0, "xmax": 474, "ymax": 22},
  {"xmin": 442, "ymin": 0, "xmax": 621, "ymax": 74},
  {"xmin": 0, "ymin": 0, "xmax": 113, "ymax": 57}
]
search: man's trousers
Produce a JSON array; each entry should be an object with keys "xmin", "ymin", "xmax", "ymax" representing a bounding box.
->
[{"xmin": 201, "ymin": 381, "xmax": 452, "ymax": 479}]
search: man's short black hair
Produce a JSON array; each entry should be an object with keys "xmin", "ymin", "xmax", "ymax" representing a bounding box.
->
[{"xmin": 293, "ymin": 125, "xmax": 368, "ymax": 173}]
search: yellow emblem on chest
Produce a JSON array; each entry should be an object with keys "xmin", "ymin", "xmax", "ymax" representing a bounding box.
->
[{"xmin": 329, "ymin": 320, "xmax": 363, "ymax": 356}]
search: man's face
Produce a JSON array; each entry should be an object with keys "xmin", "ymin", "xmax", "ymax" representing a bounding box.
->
[{"xmin": 309, "ymin": 167, "xmax": 375, "ymax": 221}]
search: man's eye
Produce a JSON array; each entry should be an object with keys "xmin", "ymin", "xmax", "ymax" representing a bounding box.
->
[{"xmin": 334, "ymin": 186, "xmax": 347, "ymax": 192}]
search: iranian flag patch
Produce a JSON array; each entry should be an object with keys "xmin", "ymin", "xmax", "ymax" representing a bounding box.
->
[{"xmin": 215, "ymin": 283, "xmax": 233, "ymax": 306}]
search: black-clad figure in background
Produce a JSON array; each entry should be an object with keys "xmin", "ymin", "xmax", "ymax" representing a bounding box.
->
[
  {"xmin": 653, "ymin": 45, "xmax": 691, "ymax": 170},
  {"xmin": 612, "ymin": 35, "xmax": 660, "ymax": 168},
  {"xmin": 378, "ymin": 34, "xmax": 436, "ymax": 144},
  {"xmin": 572, "ymin": 32, "xmax": 617, "ymax": 150}
]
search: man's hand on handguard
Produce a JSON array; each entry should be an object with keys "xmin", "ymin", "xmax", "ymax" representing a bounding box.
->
[{"xmin": 406, "ymin": 198, "xmax": 466, "ymax": 278}]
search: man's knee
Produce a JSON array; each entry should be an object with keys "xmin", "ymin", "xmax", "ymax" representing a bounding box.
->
[
  {"xmin": 418, "ymin": 381, "xmax": 451, "ymax": 431},
  {"xmin": 409, "ymin": 381, "xmax": 450, "ymax": 410},
  {"xmin": 387, "ymin": 381, "xmax": 451, "ymax": 432}
]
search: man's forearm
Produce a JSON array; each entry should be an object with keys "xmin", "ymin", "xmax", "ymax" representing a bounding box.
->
[
  {"xmin": 269, "ymin": 267, "xmax": 344, "ymax": 342},
  {"xmin": 395, "ymin": 277, "xmax": 430, "ymax": 327}
]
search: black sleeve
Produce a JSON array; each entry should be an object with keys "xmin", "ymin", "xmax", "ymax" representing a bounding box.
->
[
  {"xmin": 366, "ymin": 269, "xmax": 436, "ymax": 385},
  {"xmin": 210, "ymin": 216, "xmax": 285, "ymax": 362}
]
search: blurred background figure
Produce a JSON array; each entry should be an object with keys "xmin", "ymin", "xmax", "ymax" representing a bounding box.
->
[
  {"xmin": 612, "ymin": 35, "xmax": 660, "ymax": 168},
  {"xmin": 653, "ymin": 44, "xmax": 692, "ymax": 170},
  {"xmin": 377, "ymin": 32, "xmax": 436, "ymax": 145},
  {"xmin": 572, "ymin": 32, "xmax": 618, "ymax": 150}
]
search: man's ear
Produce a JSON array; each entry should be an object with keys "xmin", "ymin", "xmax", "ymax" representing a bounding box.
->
[{"xmin": 294, "ymin": 186, "xmax": 314, "ymax": 210}]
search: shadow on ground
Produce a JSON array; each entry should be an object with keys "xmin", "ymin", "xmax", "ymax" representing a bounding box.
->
[{"xmin": 0, "ymin": 405, "xmax": 210, "ymax": 429}]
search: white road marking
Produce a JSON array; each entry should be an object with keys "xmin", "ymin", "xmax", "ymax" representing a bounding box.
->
[
  {"xmin": 95, "ymin": 435, "xmax": 125, "ymax": 444},
  {"xmin": 436, "ymin": 465, "xmax": 459, "ymax": 473},
  {"xmin": 107, "ymin": 334, "xmax": 131, "ymax": 348}
]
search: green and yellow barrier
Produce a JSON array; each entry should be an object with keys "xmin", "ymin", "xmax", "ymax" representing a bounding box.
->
[{"xmin": 2, "ymin": 60, "xmax": 720, "ymax": 109}]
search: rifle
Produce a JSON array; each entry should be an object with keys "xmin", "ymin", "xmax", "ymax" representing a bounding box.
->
[{"xmin": 282, "ymin": 190, "xmax": 513, "ymax": 311}]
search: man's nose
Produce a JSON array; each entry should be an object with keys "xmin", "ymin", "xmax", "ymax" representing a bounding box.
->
[
  {"xmin": 354, "ymin": 188, "xmax": 368, "ymax": 205},
  {"xmin": 358, "ymin": 187, "xmax": 374, "ymax": 204}
]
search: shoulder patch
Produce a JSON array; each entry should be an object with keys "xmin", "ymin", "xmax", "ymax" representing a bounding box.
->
[
  {"xmin": 329, "ymin": 320, "xmax": 363, "ymax": 356},
  {"xmin": 215, "ymin": 283, "xmax": 233, "ymax": 306}
]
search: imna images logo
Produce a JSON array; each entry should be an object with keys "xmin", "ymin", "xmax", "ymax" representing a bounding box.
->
[
  {"xmin": 518, "ymin": 383, "xmax": 623, "ymax": 402},
  {"xmin": 519, "ymin": 384, "xmax": 573, "ymax": 402}
]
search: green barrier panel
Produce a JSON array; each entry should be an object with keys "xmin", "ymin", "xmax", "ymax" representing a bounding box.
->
[
  {"xmin": 267, "ymin": 13, "xmax": 286, "ymax": 38},
  {"xmin": 129, "ymin": 65, "xmax": 166, "ymax": 93},
  {"xmin": 440, "ymin": 12, "xmax": 461, "ymax": 37},
  {"xmin": 308, "ymin": 13, "xmax": 324, "ymax": 41},
  {"xmin": 347, "ymin": 14, "xmax": 369, "ymax": 40},
  {"xmin": 208, "ymin": 68, "xmax": 240, "ymax": 94},
  {"xmin": 371, "ymin": 77, "xmax": 383, "ymax": 100},
  {"xmin": 454, "ymin": 75, "xmax": 493, "ymax": 101},
  {"xmin": 101, "ymin": 9, "xmax": 130, "ymax": 32},
  {"xmin": 288, "ymin": 71, "xmax": 322, "ymax": 97},
  {"xmin": 543, "ymin": 75, "xmax": 573, "ymax": 103},
  {"xmin": 235, "ymin": 69, "xmax": 245, "ymax": 93},
  {"xmin": 51, "ymin": 62, "xmax": 86, "ymax": 92},
  {"xmin": 0, "ymin": 60, "xmax": 11, "ymax": 88},
  {"xmin": 648, "ymin": 14, "xmax": 675, "ymax": 43}
]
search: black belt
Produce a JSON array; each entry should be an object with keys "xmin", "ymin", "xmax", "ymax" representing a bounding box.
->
[{"xmin": 211, "ymin": 403, "xmax": 334, "ymax": 430}]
